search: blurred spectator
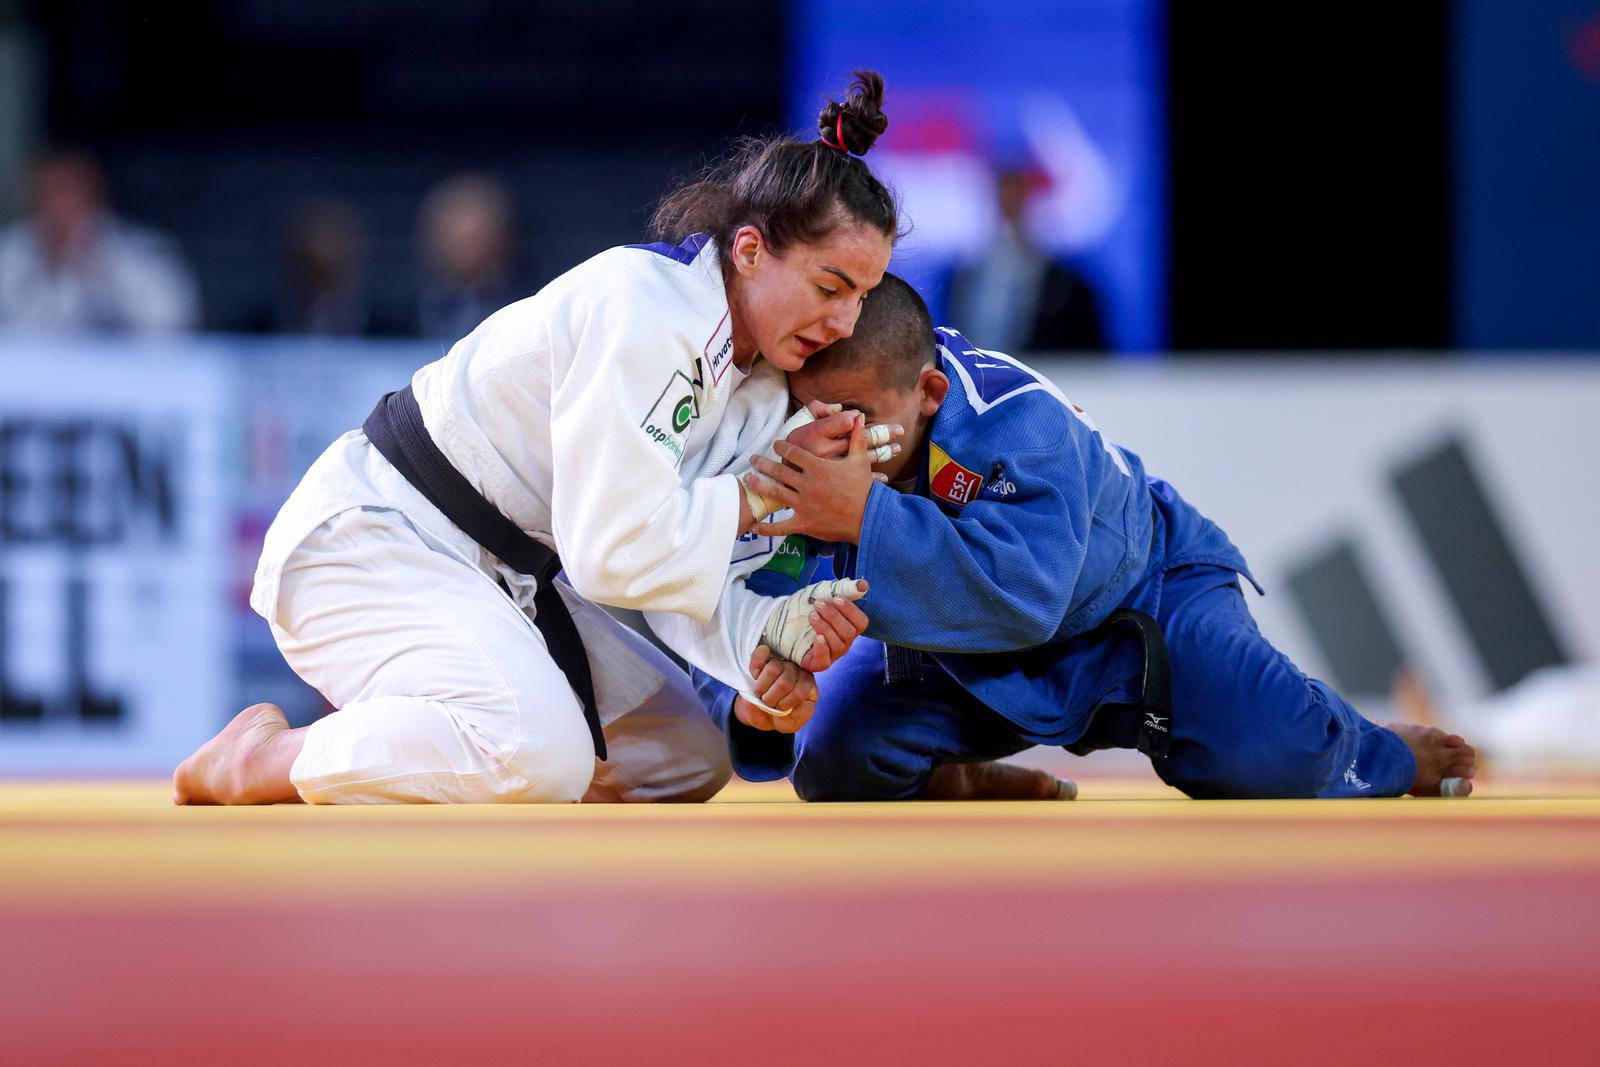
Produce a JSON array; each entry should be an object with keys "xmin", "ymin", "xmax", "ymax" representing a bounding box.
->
[
  {"xmin": 241, "ymin": 198, "xmax": 392, "ymax": 336},
  {"xmin": 947, "ymin": 168, "xmax": 1106, "ymax": 354},
  {"xmin": 416, "ymin": 173, "xmax": 522, "ymax": 340},
  {"xmin": 0, "ymin": 149, "xmax": 199, "ymax": 334}
]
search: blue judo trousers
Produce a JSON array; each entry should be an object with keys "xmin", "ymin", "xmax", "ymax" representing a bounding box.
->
[{"xmin": 695, "ymin": 330, "xmax": 1416, "ymax": 800}]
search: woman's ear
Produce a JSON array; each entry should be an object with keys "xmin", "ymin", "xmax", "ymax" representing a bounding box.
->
[
  {"xmin": 730, "ymin": 225, "xmax": 764, "ymax": 277},
  {"xmin": 919, "ymin": 364, "xmax": 949, "ymax": 417}
]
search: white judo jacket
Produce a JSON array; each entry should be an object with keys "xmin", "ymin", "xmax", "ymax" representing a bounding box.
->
[{"xmin": 252, "ymin": 234, "xmax": 790, "ymax": 712}]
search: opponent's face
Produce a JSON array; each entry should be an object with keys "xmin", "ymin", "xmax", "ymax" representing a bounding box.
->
[
  {"xmin": 728, "ymin": 221, "xmax": 892, "ymax": 372},
  {"xmin": 789, "ymin": 361, "xmax": 948, "ymax": 483}
]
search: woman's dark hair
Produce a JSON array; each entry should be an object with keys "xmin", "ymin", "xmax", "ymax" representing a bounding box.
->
[{"xmin": 649, "ymin": 70, "xmax": 901, "ymax": 262}]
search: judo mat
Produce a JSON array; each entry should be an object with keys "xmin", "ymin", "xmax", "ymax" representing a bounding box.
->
[{"xmin": 2, "ymin": 773, "xmax": 1597, "ymax": 1065}]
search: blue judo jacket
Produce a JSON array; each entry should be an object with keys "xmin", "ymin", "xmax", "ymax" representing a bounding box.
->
[{"xmin": 698, "ymin": 329, "xmax": 1258, "ymax": 762}]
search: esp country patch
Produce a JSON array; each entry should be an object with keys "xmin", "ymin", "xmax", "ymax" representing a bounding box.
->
[{"xmin": 929, "ymin": 442, "xmax": 984, "ymax": 506}]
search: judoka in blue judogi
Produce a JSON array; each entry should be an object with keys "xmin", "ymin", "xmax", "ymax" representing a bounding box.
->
[{"xmin": 696, "ymin": 275, "xmax": 1474, "ymax": 801}]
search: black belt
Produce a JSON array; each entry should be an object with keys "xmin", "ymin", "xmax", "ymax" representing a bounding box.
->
[
  {"xmin": 1097, "ymin": 609, "xmax": 1171, "ymax": 759},
  {"xmin": 362, "ymin": 385, "xmax": 605, "ymax": 760},
  {"xmin": 1062, "ymin": 608, "xmax": 1172, "ymax": 760}
]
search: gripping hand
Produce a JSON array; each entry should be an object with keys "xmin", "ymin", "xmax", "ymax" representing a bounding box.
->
[{"xmin": 760, "ymin": 577, "xmax": 868, "ymax": 669}]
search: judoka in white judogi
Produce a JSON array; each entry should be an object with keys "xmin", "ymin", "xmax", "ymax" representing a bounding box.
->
[{"xmin": 251, "ymin": 234, "xmax": 810, "ymax": 804}]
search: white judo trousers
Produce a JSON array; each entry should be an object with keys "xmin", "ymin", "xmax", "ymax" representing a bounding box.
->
[
  {"xmin": 272, "ymin": 502, "xmax": 729, "ymax": 805},
  {"xmin": 250, "ymin": 235, "xmax": 791, "ymax": 804}
]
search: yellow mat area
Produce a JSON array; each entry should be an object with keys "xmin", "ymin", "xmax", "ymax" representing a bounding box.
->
[{"xmin": 2, "ymin": 779, "xmax": 1596, "ymax": 907}]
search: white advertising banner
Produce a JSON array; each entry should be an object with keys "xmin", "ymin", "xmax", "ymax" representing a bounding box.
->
[
  {"xmin": 1032, "ymin": 356, "xmax": 1600, "ymax": 708},
  {"xmin": 0, "ymin": 337, "xmax": 1594, "ymax": 773},
  {"xmin": 0, "ymin": 339, "xmax": 230, "ymax": 772}
]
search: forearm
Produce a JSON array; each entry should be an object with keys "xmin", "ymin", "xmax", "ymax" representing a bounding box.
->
[
  {"xmin": 855, "ymin": 484, "xmax": 1075, "ymax": 652},
  {"xmin": 690, "ymin": 669, "xmax": 796, "ymax": 782}
]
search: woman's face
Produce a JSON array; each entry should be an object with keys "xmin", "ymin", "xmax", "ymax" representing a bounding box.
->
[{"xmin": 728, "ymin": 222, "xmax": 892, "ymax": 372}]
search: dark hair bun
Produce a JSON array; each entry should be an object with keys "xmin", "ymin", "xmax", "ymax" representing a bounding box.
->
[{"xmin": 817, "ymin": 69, "xmax": 889, "ymax": 156}]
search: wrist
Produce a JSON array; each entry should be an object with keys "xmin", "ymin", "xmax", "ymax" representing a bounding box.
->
[
  {"xmin": 736, "ymin": 475, "xmax": 756, "ymax": 533},
  {"xmin": 841, "ymin": 479, "xmax": 873, "ymax": 544}
]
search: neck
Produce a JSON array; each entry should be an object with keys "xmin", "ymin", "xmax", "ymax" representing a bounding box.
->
[
  {"xmin": 881, "ymin": 434, "xmax": 928, "ymax": 485},
  {"xmin": 724, "ymin": 267, "xmax": 758, "ymax": 371}
]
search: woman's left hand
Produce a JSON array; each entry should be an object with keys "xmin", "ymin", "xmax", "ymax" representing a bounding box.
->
[{"xmin": 798, "ymin": 583, "xmax": 870, "ymax": 672}]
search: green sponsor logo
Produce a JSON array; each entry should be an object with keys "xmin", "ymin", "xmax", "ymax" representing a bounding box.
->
[
  {"xmin": 759, "ymin": 536, "xmax": 807, "ymax": 580},
  {"xmin": 639, "ymin": 370, "xmax": 700, "ymax": 467},
  {"xmin": 672, "ymin": 395, "xmax": 694, "ymax": 433}
]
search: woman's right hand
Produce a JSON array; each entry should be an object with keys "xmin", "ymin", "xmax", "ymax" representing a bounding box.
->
[{"xmin": 735, "ymin": 645, "xmax": 817, "ymax": 733}]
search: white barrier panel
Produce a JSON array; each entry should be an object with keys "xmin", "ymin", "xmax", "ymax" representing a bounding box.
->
[
  {"xmin": 1032, "ymin": 356, "xmax": 1599, "ymax": 709},
  {"xmin": 0, "ymin": 341, "xmax": 230, "ymax": 772},
  {"xmin": 1, "ymin": 339, "xmax": 1594, "ymax": 772}
]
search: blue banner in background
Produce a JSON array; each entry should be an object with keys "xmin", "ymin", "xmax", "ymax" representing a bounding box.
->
[
  {"xmin": 1454, "ymin": 1, "xmax": 1600, "ymax": 348},
  {"xmin": 790, "ymin": 0, "xmax": 1166, "ymax": 353}
]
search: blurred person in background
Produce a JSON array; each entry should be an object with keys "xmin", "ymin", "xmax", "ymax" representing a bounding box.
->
[
  {"xmin": 0, "ymin": 148, "xmax": 199, "ymax": 335},
  {"xmin": 415, "ymin": 173, "xmax": 523, "ymax": 340},
  {"xmin": 250, "ymin": 197, "xmax": 389, "ymax": 337},
  {"xmin": 947, "ymin": 167, "xmax": 1105, "ymax": 354}
]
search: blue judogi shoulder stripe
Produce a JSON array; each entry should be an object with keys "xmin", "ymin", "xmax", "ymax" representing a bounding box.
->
[{"xmin": 627, "ymin": 232, "xmax": 711, "ymax": 265}]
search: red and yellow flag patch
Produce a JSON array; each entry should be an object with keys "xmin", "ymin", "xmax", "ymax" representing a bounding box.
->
[{"xmin": 929, "ymin": 443, "xmax": 984, "ymax": 506}]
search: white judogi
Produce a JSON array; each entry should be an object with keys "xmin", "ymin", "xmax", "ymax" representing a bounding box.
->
[
  {"xmin": 252, "ymin": 235, "xmax": 787, "ymax": 803},
  {"xmin": 644, "ymin": 530, "xmax": 796, "ymax": 713}
]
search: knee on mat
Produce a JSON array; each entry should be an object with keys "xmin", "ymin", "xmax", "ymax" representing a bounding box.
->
[
  {"xmin": 791, "ymin": 729, "xmax": 923, "ymax": 803},
  {"xmin": 494, "ymin": 727, "xmax": 597, "ymax": 804},
  {"xmin": 669, "ymin": 756, "xmax": 733, "ymax": 804},
  {"xmin": 661, "ymin": 719, "xmax": 734, "ymax": 803}
]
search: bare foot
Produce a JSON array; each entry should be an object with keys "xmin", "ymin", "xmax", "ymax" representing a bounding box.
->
[
  {"xmin": 918, "ymin": 761, "xmax": 1071, "ymax": 801},
  {"xmin": 1385, "ymin": 721, "xmax": 1478, "ymax": 797},
  {"xmin": 173, "ymin": 703, "xmax": 306, "ymax": 805}
]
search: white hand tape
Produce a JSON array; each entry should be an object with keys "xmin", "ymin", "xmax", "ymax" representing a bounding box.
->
[
  {"xmin": 742, "ymin": 475, "xmax": 783, "ymax": 524},
  {"xmin": 744, "ymin": 407, "xmax": 822, "ymax": 522},
  {"xmin": 759, "ymin": 578, "xmax": 866, "ymax": 665},
  {"xmin": 770, "ymin": 407, "xmax": 820, "ymax": 460},
  {"xmin": 866, "ymin": 423, "xmax": 895, "ymax": 464}
]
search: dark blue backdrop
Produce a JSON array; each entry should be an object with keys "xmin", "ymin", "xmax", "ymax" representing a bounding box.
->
[{"xmin": 1454, "ymin": 1, "xmax": 1600, "ymax": 348}]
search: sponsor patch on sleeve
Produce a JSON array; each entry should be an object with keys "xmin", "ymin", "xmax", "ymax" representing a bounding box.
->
[
  {"xmin": 758, "ymin": 535, "xmax": 808, "ymax": 580},
  {"xmin": 928, "ymin": 442, "xmax": 984, "ymax": 506},
  {"xmin": 639, "ymin": 370, "xmax": 699, "ymax": 466},
  {"xmin": 703, "ymin": 311, "xmax": 734, "ymax": 385}
]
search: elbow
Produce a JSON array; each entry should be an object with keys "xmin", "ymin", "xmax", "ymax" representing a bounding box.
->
[
  {"xmin": 998, "ymin": 612, "xmax": 1061, "ymax": 651},
  {"xmin": 559, "ymin": 550, "xmax": 715, "ymax": 621},
  {"xmin": 559, "ymin": 552, "xmax": 638, "ymax": 610},
  {"xmin": 557, "ymin": 553, "xmax": 614, "ymax": 602},
  {"xmin": 995, "ymin": 590, "xmax": 1069, "ymax": 650}
]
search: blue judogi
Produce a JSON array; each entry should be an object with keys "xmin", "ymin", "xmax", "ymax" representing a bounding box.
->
[{"xmin": 696, "ymin": 330, "xmax": 1416, "ymax": 799}]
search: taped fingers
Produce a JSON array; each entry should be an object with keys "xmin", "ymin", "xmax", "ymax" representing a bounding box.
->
[
  {"xmin": 760, "ymin": 578, "xmax": 866, "ymax": 665},
  {"xmin": 800, "ymin": 586, "xmax": 871, "ymax": 672},
  {"xmin": 865, "ymin": 423, "xmax": 903, "ymax": 465},
  {"xmin": 809, "ymin": 601, "xmax": 853, "ymax": 657}
]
